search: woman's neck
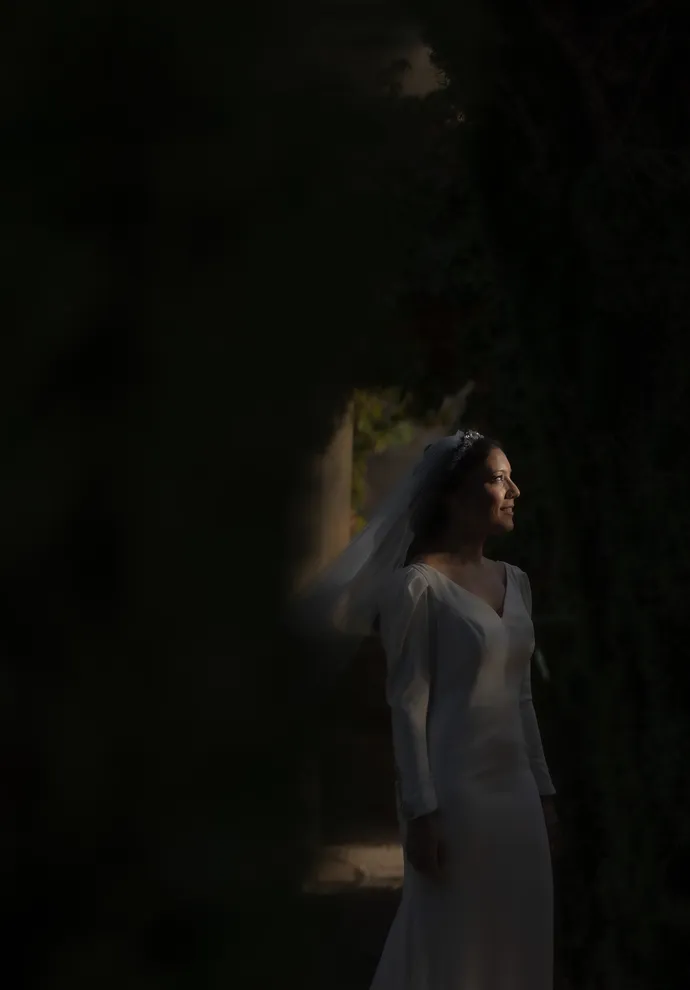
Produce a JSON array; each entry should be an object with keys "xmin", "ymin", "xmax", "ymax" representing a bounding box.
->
[{"xmin": 423, "ymin": 532, "xmax": 486, "ymax": 567}]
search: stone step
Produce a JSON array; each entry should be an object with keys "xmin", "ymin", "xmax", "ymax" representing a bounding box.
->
[{"xmin": 303, "ymin": 841, "xmax": 404, "ymax": 894}]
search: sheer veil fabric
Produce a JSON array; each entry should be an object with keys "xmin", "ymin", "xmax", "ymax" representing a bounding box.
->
[{"xmin": 293, "ymin": 432, "xmax": 471, "ymax": 674}]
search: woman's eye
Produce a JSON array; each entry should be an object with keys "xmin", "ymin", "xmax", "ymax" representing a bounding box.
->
[{"xmin": 493, "ymin": 474, "xmax": 504, "ymax": 482}]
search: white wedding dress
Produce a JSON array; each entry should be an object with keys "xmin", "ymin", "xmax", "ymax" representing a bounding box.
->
[{"xmin": 371, "ymin": 561, "xmax": 554, "ymax": 990}]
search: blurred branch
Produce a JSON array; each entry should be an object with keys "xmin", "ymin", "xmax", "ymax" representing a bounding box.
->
[
  {"xmin": 527, "ymin": 0, "xmax": 612, "ymax": 148},
  {"xmin": 617, "ymin": 18, "xmax": 668, "ymax": 143}
]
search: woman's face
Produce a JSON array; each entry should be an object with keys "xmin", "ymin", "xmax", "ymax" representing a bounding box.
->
[{"xmin": 446, "ymin": 447, "xmax": 520, "ymax": 538}]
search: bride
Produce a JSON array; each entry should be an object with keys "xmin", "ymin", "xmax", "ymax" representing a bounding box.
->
[{"xmin": 300, "ymin": 428, "xmax": 558, "ymax": 989}]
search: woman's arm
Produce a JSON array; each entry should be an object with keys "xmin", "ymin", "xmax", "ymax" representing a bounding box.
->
[
  {"xmin": 520, "ymin": 661, "xmax": 556, "ymax": 796},
  {"xmin": 517, "ymin": 569, "xmax": 556, "ymax": 796},
  {"xmin": 380, "ymin": 569, "xmax": 438, "ymax": 820}
]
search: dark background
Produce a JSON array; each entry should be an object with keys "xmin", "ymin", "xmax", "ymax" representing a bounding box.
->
[{"xmin": 2, "ymin": 2, "xmax": 690, "ymax": 988}]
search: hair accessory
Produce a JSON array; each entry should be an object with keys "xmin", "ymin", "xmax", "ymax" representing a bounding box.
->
[{"xmin": 448, "ymin": 429, "xmax": 484, "ymax": 472}]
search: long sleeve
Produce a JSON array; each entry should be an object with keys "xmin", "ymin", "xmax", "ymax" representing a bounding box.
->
[
  {"xmin": 379, "ymin": 568, "xmax": 438, "ymax": 820},
  {"xmin": 517, "ymin": 570, "xmax": 556, "ymax": 796}
]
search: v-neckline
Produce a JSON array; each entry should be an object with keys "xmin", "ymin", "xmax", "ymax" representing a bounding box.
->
[{"xmin": 416, "ymin": 560, "xmax": 511, "ymax": 620}]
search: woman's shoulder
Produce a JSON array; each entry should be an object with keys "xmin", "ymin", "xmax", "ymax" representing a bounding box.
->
[
  {"xmin": 380, "ymin": 562, "xmax": 431, "ymax": 609},
  {"xmin": 495, "ymin": 559, "xmax": 528, "ymax": 581},
  {"xmin": 499, "ymin": 560, "xmax": 532, "ymax": 609}
]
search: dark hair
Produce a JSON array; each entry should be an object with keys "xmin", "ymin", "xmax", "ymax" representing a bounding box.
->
[{"xmin": 406, "ymin": 435, "xmax": 501, "ymax": 562}]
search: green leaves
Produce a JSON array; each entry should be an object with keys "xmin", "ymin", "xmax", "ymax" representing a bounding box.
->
[{"xmin": 351, "ymin": 387, "xmax": 414, "ymax": 530}]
